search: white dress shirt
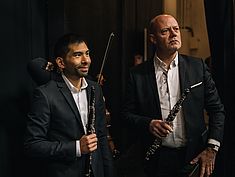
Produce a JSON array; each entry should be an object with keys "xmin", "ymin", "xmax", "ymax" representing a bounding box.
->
[
  {"xmin": 62, "ymin": 74, "xmax": 88, "ymax": 157},
  {"xmin": 154, "ymin": 52, "xmax": 186, "ymax": 148}
]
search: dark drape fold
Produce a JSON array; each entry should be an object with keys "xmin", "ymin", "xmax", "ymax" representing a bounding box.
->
[{"xmin": 204, "ymin": 0, "xmax": 235, "ymax": 177}]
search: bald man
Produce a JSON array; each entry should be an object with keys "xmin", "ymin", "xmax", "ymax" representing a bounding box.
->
[{"xmin": 122, "ymin": 14, "xmax": 225, "ymax": 177}]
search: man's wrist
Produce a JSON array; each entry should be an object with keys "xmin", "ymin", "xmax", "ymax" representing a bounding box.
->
[{"xmin": 207, "ymin": 143, "xmax": 219, "ymax": 152}]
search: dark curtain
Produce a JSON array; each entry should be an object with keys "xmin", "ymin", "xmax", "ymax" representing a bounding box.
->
[
  {"xmin": 0, "ymin": 0, "xmax": 47, "ymax": 177},
  {"xmin": 204, "ymin": 0, "xmax": 235, "ymax": 176}
]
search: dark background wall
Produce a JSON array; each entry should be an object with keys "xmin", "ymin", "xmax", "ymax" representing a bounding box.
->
[{"xmin": 0, "ymin": 0, "xmax": 234, "ymax": 177}]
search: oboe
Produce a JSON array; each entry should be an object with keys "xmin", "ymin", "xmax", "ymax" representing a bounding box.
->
[
  {"xmin": 145, "ymin": 82, "xmax": 203, "ymax": 161},
  {"xmin": 84, "ymin": 86, "xmax": 96, "ymax": 177}
]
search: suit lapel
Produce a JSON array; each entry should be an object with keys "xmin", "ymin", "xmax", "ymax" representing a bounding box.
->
[
  {"xmin": 56, "ymin": 80, "xmax": 84, "ymax": 131},
  {"xmin": 146, "ymin": 59, "xmax": 162, "ymax": 116},
  {"xmin": 178, "ymin": 55, "xmax": 187, "ymax": 92},
  {"xmin": 86, "ymin": 80, "xmax": 92, "ymax": 112}
]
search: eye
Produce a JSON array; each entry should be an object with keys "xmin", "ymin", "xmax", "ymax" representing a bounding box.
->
[
  {"xmin": 72, "ymin": 52, "xmax": 82, "ymax": 58},
  {"xmin": 173, "ymin": 26, "xmax": 179, "ymax": 32},
  {"xmin": 85, "ymin": 50, "xmax": 90, "ymax": 56},
  {"xmin": 161, "ymin": 28, "xmax": 170, "ymax": 35}
]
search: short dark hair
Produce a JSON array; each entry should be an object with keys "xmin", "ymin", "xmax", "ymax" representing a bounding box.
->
[{"xmin": 53, "ymin": 33, "xmax": 88, "ymax": 59}]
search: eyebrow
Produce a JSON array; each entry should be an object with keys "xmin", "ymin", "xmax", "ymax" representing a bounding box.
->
[
  {"xmin": 161, "ymin": 25, "xmax": 179, "ymax": 29},
  {"xmin": 160, "ymin": 26, "xmax": 179, "ymax": 33},
  {"xmin": 72, "ymin": 50, "xmax": 90, "ymax": 55}
]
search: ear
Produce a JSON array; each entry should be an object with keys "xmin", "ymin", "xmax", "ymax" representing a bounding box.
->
[
  {"xmin": 55, "ymin": 57, "xmax": 65, "ymax": 70},
  {"xmin": 149, "ymin": 34, "xmax": 157, "ymax": 44}
]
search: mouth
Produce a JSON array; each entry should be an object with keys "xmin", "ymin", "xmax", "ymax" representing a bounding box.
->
[
  {"xmin": 79, "ymin": 67, "xmax": 89, "ymax": 72},
  {"xmin": 169, "ymin": 40, "xmax": 179, "ymax": 44}
]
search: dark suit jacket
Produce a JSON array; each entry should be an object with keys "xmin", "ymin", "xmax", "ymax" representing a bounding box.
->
[
  {"xmin": 24, "ymin": 76, "xmax": 115, "ymax": 177},
  {"xmin": 122, "ymin": 54, "xmax": 225, "ymax": 163}
]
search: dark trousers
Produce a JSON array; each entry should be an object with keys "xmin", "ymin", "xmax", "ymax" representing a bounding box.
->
[{"xmin": 144, "ymin": 146, "xmax": 194, "ymax": 177}]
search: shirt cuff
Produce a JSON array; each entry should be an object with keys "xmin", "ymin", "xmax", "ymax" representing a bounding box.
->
[
  {"xmin": 76, "ymin": 140, "xmax": 82, "ymax": 157},
  {"xmin": 208, "ymin": 139, "xmax": 220, "ymax": 147}
]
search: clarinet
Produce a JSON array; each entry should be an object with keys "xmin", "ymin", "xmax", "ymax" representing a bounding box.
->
[
  {"xmin": 145, "ymin": 82, "xmax": 203, "ymax": 161},
  {"xmin": 84, "ymin": 86, "xmax": 96, "ymax": 177}
]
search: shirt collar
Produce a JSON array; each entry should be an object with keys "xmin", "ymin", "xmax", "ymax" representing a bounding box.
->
[
  {"xmin": 62, "ymin": 74, "xmax": 88, "ymax": 92},
  {"xmin": 154, "ymin": 52, "xmax": 179, "ymax": 71}
]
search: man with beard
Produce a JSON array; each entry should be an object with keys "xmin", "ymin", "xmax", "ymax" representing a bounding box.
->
[
  {"xmin": 122, "ymin": 14, "xmax": 225, "ymax": 177},
  {"xmin": 24, "ymin": 33, "xmax": 115, "ymax": 177}
]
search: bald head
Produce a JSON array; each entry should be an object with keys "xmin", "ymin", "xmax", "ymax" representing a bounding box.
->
[
  {"xmin": 149, "ymin": 14, "xmax": 181, "ymax": 60},
  {"xmin": 150, "ymin": 14, "xmax": 178, "ymax": 34}
]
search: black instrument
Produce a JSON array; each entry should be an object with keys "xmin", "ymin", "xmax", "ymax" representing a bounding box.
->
[
  {"xmin": 145, "ymin": 82, "xmax": 203, "ymax": 161},
  {"xmin": 84, "ymin": 86, "xmax": 96, "ymax": 177}
]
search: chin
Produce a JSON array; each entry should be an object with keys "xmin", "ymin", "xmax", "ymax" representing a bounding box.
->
[
  {"xmin": 77, "ymin": 72, "xmax": 88, "ymax": 78},
  {"xmin": 170, "ymin": 45, "xmax": 181, "ymax": 51},
  {"xmin": 82, "ymin": 72, "xmax": 89, "ymax": 77}
]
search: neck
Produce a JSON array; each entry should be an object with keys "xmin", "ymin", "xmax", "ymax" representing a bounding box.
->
[
  {"xmin": 65, "ymin": 74, "xmax": 83, "ymax": 90},
  {"xmin": 156, "ymin": 52, "xmax": 177, "ymax": 69}
]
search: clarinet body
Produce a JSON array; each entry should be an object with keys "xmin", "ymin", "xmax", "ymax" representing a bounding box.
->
[
  {"xmin": 145, "ymin": 82, "xmax": 202, "ymax": 161},
  {"xmin": 84, "ymin": 86, "xmax": 96, "ymax": 177}
]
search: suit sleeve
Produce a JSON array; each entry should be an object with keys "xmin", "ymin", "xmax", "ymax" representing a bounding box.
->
[
  {"xmin": 203, "ymin": 61, "xmax": 225, "ymax": 142},
  {"xmin": 24, "ymin": 87, "xmax": 76, "ymax": 161},
  {"xmin": 122, "ymin": 70, "xmax": 153, "ymax": 132}
]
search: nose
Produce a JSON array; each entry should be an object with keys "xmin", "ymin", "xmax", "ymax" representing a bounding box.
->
[
  {"xmin": 81, "ymin": 55, "xmax": 90, "ymax": 64},
  {"xmin": 169, "ymin": 27, "xmax": 177, "ymax": 36}
]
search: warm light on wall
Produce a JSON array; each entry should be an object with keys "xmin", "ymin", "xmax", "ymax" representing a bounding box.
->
[{"xmin": 163, "ymin": 0, "xmax": 177, "ymax": 17}]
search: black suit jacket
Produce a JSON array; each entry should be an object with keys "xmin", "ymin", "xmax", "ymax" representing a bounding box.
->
[
  {"xmin": 122, "ymin": 54, "xmax": 225, "ymax": 162},
  {"xmin": 24, "ymin": 77, "xmax": 115, "ymax": 177}
]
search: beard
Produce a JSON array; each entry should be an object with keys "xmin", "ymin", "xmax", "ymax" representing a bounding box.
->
[
  {"xmin": 75, "ymin": 62, "xmax": 90, "ymax": 77},
  {"xmin": 63, "ymin": 63, "xmax": 90, "ymax": 79},
  {"xmin": 75, "ymin": 67, "xmax": 89, "ymax": 77},
  {"xmin": 168, "ymin": 39, "xmax": 181, "ymax": 50}
]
